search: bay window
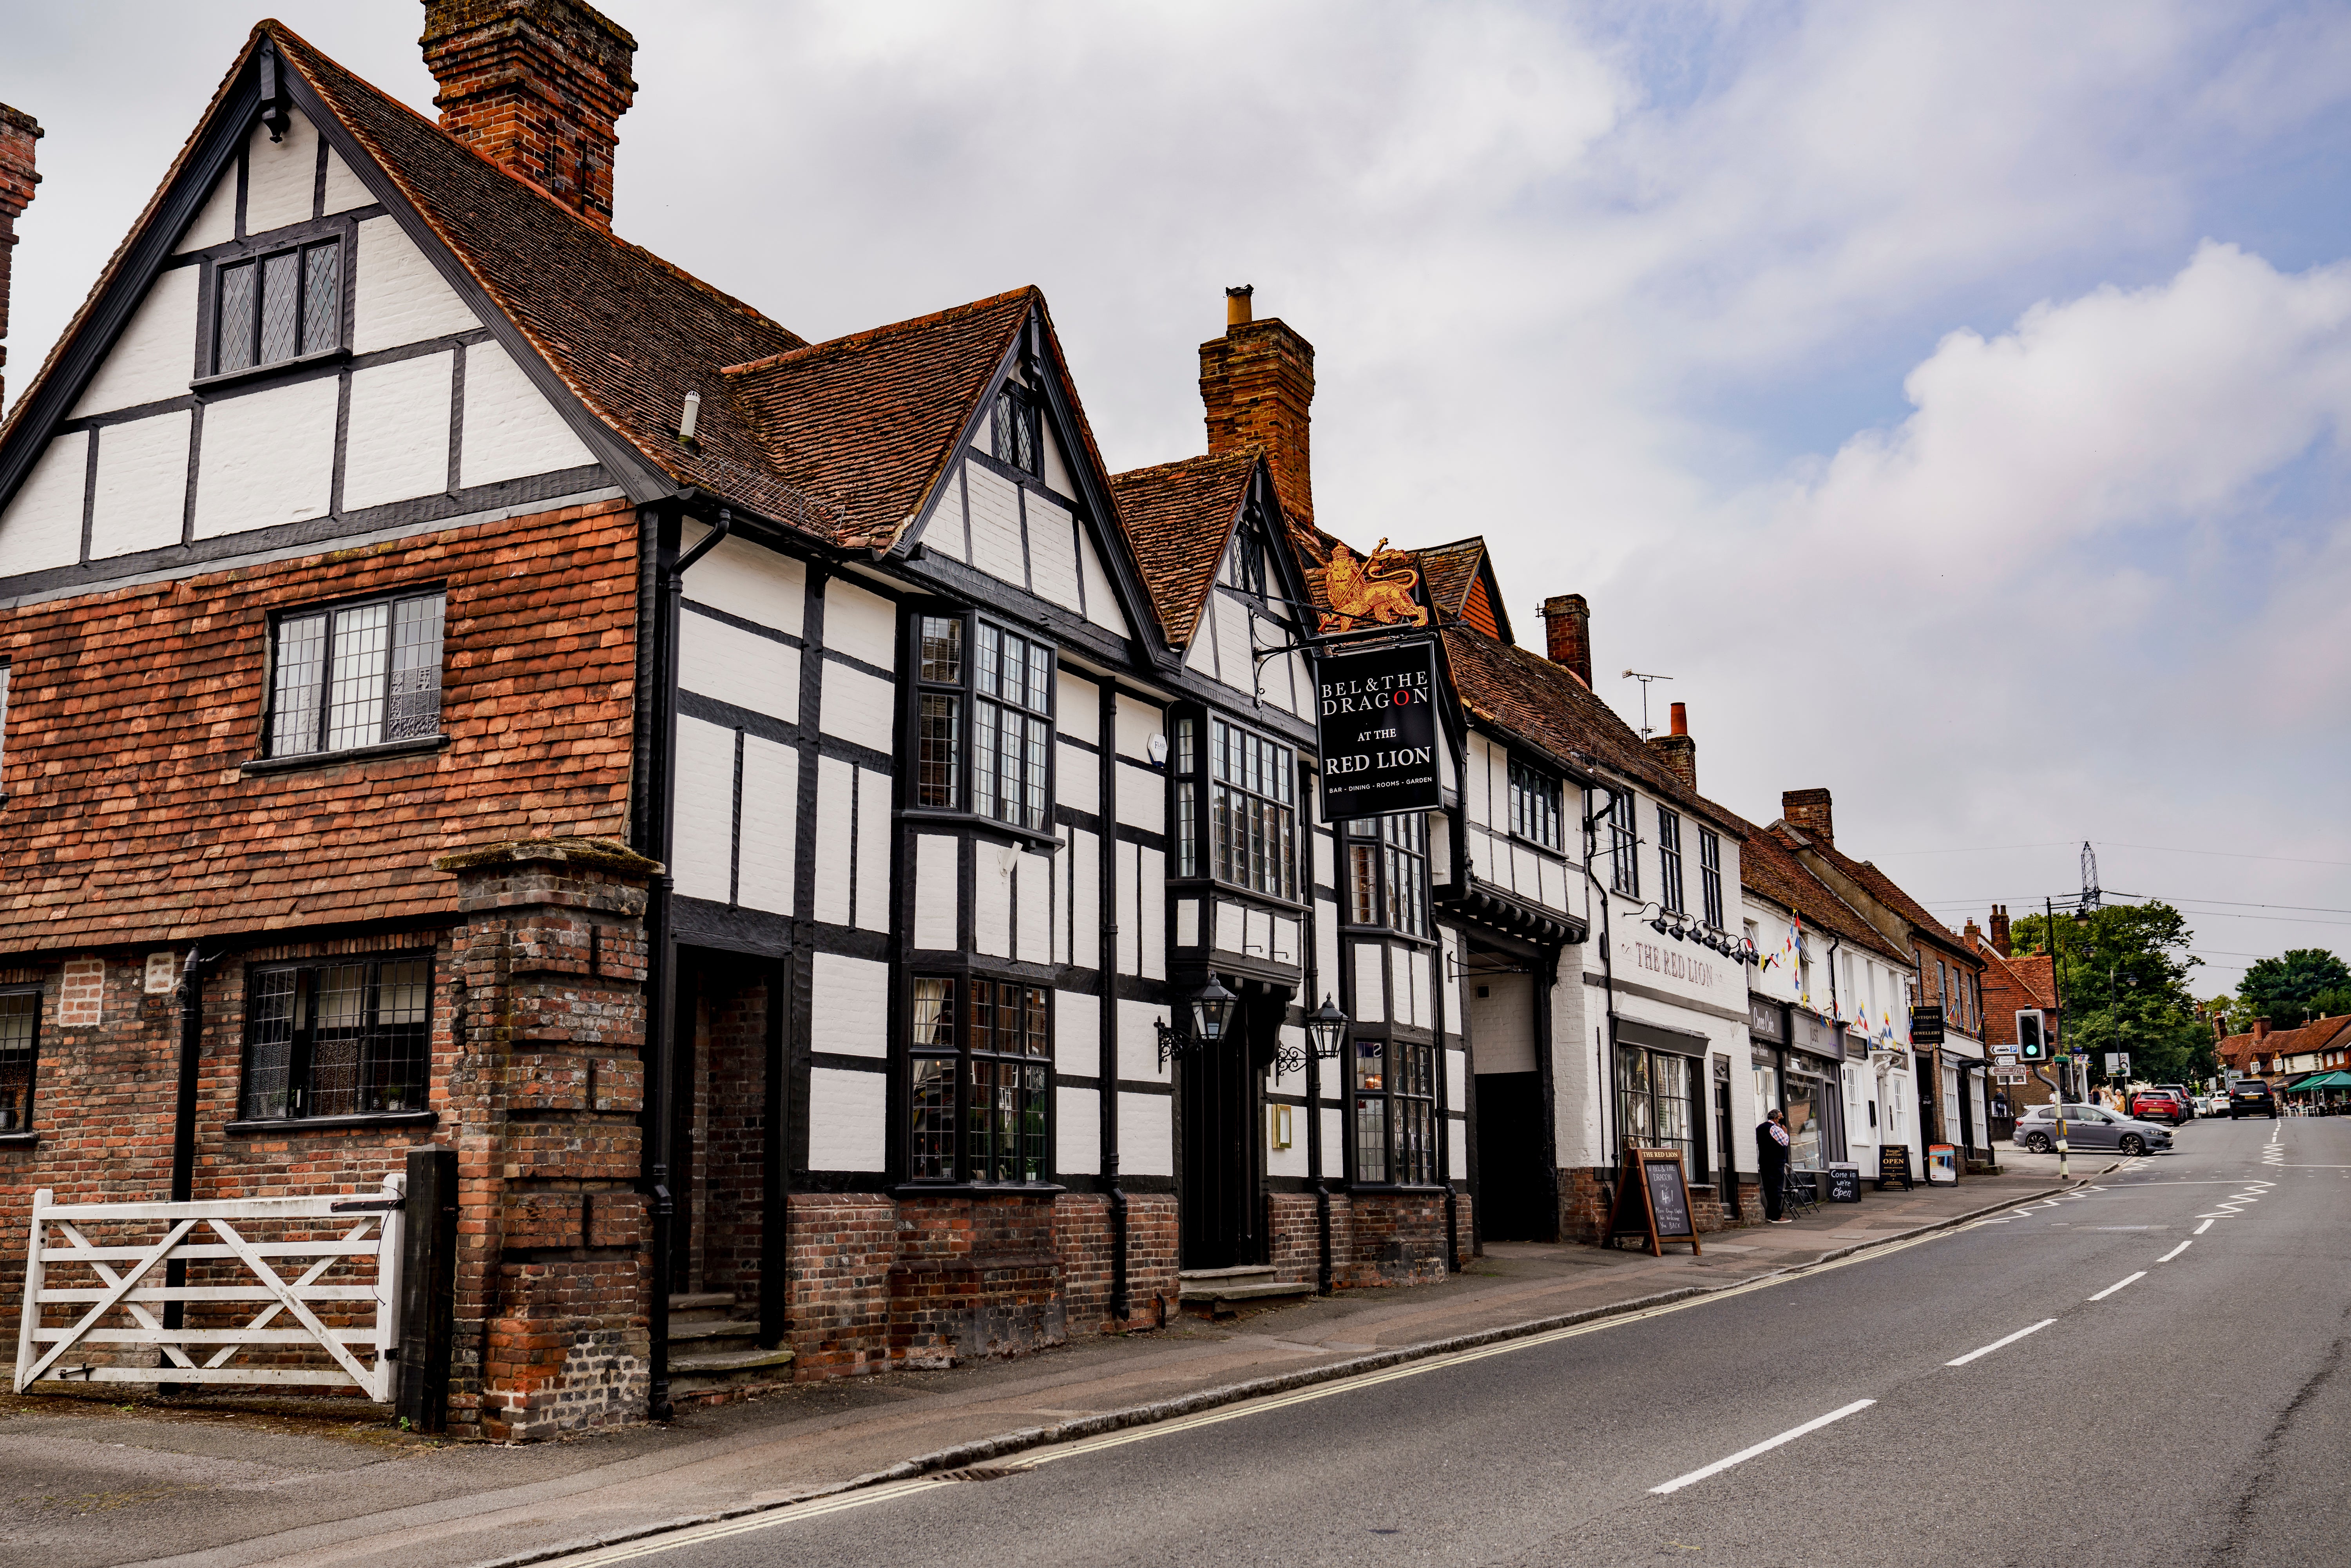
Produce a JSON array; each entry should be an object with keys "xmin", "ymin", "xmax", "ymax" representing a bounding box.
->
[
  {"xmin": 1347, "ymin": 813, "xmax": 1429, "ymax": 937},
  {"xmin": 1173, "ymin": 713, "xmax": 1296, "ymax": 900},
  {"xmin": 907, "ymin": 974, "xmax": 1051, "ymax": 1184},
  {"xmin": 914, "ymin": 612, "xmax": 1054, "ymax": 833}
]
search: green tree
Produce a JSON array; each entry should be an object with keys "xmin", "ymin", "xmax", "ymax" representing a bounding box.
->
[
  {"xmin": 2237, "ymin": 949, "xmax": 2351, "ymax": 1029},
  {"xmin": 2008, "ymin": 902, "xmax": 2212, "ymax": 1084}
]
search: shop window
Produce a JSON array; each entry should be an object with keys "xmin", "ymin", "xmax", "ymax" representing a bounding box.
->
[
  {"xmin": 1507, "ymin": 760, "xmax": 1562, "ymax": 851},
  {"xmin": 913, "ymin": 613, "xmax": 1054, "ymax": 832},
  {"xmin": 1618, "ymin": 1047, "xmax": 1694, "ymax": 1164},
  {"xmin": 1699, "ymin": 828, "xmax": 1724, "ymax": 929},
  {"xmin": 907, "ymin": 975, "xmax": 1050, "ymax": 1184},
  {"xmin": 267, "ymin": 589, "xmax": 445, "ymax": 758},
  {"xmin": 1174, "ymin": 714, "xmax": 1296, "ymax": 898},
  {"xmin": 1658, "ymin": 809, "xmax": 1686, "ymax": 915},
  {"xmin": 0, "ymin": 987, "xmax": 38, "ymax": 1133},
  {"xmin": 211, "ymin": 236, "xmax": 342, "ymax": 376},
  {"xmin": 1351, "ymin": 1036, "xmax": 1436, "ymax": 1184},
  {"xmin": 240, "ymin": 956, "xmax": 431, "ymax": 1121},
  {"xmin": 1346, "ymin": 812, "xmax": 1429, "ymax": 937}
]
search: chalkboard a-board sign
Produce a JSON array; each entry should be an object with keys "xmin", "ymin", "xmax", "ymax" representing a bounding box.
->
[
  {"xmin": 1827, "ymin": 1165, "xmax": 1862, "ymax": 1203},
  {"xmin": 1606, "ymin": 1148, "xmax": 1701, "ymax": 1257},
  {"xmin": 1877, "ymin": 1144, "xmax": 1915, "ymax": 1191}
]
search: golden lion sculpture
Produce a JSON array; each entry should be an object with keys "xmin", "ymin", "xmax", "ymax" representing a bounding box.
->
[{"xmin": 1316, "ymin": 539, "xmax": 1427, "ymax": 634}]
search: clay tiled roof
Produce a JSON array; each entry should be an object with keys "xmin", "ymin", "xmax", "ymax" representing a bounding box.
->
[
  {"xmin": 1978, "ymin": 946, "xmax": 2058, "ymax": 1011},
  {"xmin": 1108, "ymin": 451, "xmax": 1259, "ymax": 649},
  {"xmin": 1695, "ymin": 798, "xmax": 1906, "ymax": 965},
  {"xmin": 2254, "ymin": 1014, "xmax": 2351, "ymax": 1065},
  {"xmin": 1436, "ymin": 624, "xmax": 1741, "ymax": 838},
  {"xmin": 1784, "ymin": 829, "xmax": 1975, "ymax": 964}
]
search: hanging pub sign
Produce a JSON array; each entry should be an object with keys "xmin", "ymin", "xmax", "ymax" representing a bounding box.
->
[
  {"xmin": 1911, "ymin": 1005, "xmax": 1945, "ymax": 1045},
  {"xmin": 1316, "ymin": 639, "xmax": 1442, "ymax": 821}
]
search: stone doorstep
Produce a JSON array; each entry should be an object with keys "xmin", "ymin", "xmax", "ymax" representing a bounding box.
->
[
  {"xmin": 667, "ymin": 1317, "xmax": 761, "ymax": 1343},
  {"xmin": 668, "ymin": 1345, "xmax": 797, "ymax": 1377},
  {"xmin": 1177, "ymin": 1264, "xmax": 1277, "ymax": 1281},
  {"xmin": 668, "ymin": 1292, "xmax": 734, "ymax": 1314}
]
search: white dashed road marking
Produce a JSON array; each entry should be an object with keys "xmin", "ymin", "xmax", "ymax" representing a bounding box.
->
[
  {"xmin": 1649, "ymin": 1401, "xmax": 1876, "ymax": 1494},
  {"xmin": 2157, "ymin": 1240, "xmax": 2192, "ymax": 1262},
  {"xmin": 2089, "ymin": 1271, "xmax": 2147, "ymax": 1301},
  {"xmin": 1946, "ymin": 1320, "xmax": 2058, "ymax": 1367}
]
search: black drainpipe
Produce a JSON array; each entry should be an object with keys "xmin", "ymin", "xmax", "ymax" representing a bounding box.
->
[
  {"xmin": 1580, "ymin": 780, "xmax": 1623, "ymax": 1224},
  {"xmin": 163, "ymin": 945, "xmax": 220, "ymax": 1340},
  {"xmin": 1300, "ymin": 758, "xmax": 1331, "ymax": 1295},
  {"xmin": 1432, "ymin": 931, "xmax": 1459, "ymax": 1271},
  {"xmin": 643, "ymin": 505, "xmax": 731, "ymax": 1422},
  {"xmin": 1098, "ymin": 680, "xmax": 1128, "ymax": 1319}
]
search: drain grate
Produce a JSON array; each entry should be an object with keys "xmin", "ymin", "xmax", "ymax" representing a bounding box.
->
[{"xmin": 938, "ymin": 1464, "xmax": 1034, "ymax": 1483}]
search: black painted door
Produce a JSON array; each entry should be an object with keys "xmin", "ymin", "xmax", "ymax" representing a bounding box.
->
[
  {"xmin": 1179, "ymin": 999, "xmax": 1264, "ymax": 1269},
  {"xmin": 1474, "ymin": 1070, "xmax": 1548, "ymax": 1239}
]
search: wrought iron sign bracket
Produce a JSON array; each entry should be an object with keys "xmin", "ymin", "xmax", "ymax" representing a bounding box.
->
[{"xmin": 1249, "ymin": 615, "xmax": 1461, "ymax": 708}]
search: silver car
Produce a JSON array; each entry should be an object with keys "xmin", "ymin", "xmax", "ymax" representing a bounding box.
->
[{"xmin": 2011, "ymin": 1103, "xmax": 2174, "ymax": 1157}]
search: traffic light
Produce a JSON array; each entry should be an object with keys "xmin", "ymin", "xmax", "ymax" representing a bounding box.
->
[{"xmin": 2016, "ymin": 1010, "xmax": 2047, "ymax": 1061}]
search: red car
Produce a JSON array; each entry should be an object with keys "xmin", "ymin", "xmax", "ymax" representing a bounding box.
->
[{"xmin": 2129, "ymin": 1089, "xmax": 2188, "ymax": 1125}]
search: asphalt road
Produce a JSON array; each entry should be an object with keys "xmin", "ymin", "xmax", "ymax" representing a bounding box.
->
[{"xmin": 554, "ymin": 1114, "xmax": 2351, "ymax": 1568}]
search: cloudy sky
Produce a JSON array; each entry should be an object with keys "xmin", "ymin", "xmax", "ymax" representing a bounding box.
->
[{"xmin": 7, "ymin": 1, "xmax": 2349, "ymax": 996}]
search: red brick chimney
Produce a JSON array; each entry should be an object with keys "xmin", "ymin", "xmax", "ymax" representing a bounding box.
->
[
  {"xmin": 1782, "ymin": 788, "xmax": 1833, "ymax": 848},
  {"xmin": 2253, "ymin": 1017, "xmax": 2271, "ymax": 1042},
  {"xmin": 1647, "ymin": 701, "xmax": 1695, "ymax": 790},
  {"xmin": 421, "ymin": 0, "xmax": 637, "ymax": 230},
  {"xmin": 0, "ymin": 103, "xmax": 41, "ymax": 411},
  {"xmin": 1989, "ymin": 905, "xmax": 2011, "ymax": 957},
  {"xmin": 1540, "ymin": 595, "xmax": 1592, "ymax": 688},
  {"xmin": 1201, "ymin": 286, "xmax": 1315, "ymax": 523}
]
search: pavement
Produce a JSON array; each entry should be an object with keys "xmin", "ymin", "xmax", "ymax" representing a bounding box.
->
[{"xmin": 0, "ymin": 1164, "xmax": 2072, "ymax": 1568}]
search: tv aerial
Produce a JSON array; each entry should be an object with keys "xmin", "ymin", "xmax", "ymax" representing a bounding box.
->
[{"xmin": 1622, "ymin": 669, "xmax": 1673, "ymax": 738}]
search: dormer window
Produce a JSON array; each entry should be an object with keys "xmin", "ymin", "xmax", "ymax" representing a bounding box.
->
[
  {"xmin": 1220, "ymin": 521, "xmax": 1268, "ymax": 599},
  {"xmin": 991, "ymin": 384, "xmax": 1039, "ymax": 476},
  {"xmin": 212, "ymin": 237, "xmax": 342, "ymax": 377}
]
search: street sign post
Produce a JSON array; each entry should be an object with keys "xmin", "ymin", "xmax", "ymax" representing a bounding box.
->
[{"xmin": 2105, "ymin": 1052, "xmax": 2130, "ymax": 1079}]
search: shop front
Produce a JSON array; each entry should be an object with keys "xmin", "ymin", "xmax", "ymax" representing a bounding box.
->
[{"xmin": 1749, "ymin": 1001, "xmax": 1850, "ymax": 1199}]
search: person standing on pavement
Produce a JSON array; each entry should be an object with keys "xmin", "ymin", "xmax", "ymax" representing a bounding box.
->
[{"xmin": 1756, "ymin": 1108, "xmax": 1794, "ymax": 1223}]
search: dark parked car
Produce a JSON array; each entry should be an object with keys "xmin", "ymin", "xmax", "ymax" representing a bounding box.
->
[
  {"xmin": 2230, "ymin": 1083, "xmax": 2279, "ymax": 1119},
  {"xmin": 2130, "ymin": 1089, "xmax": 2188, "ymax": 1125},
  {"xmin": 2012, "ymin": 1103, "xmax": 2173, "ymax": 1157},
  {"xmin": 2157, "ymin": 1084, "xmax": 2196, "ymax": 1120}
]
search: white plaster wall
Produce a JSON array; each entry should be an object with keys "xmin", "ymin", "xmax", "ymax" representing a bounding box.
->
[
  {"xmin": 671, "ymin": 716, "xmax": 735, "ymax": 904},
  {"xmin": 965, "ymin": 461, "xmax": 1025, "ymax": 587},
  {"xmin": 1056, "ymin": 672, "xmax": 1099, "ymax": 744},
  {"xmin": 1057, "ymin": 1086, "xmax": 1101, "ymax": 1175},
  {"xmin": 1354, "ymin": 942, "xmax": 1387, "ymax": 1023},
  {"xmin": 1214, "ymin": 902, "xmax": 1243, "ymax": 956},
  {"xmin": 1040, "ymin": 420, "xmax": 1074, "ymax": 498},
  {"xmin": 735, "ymin": 735, "xmax": 797, "ymax": 913},
  {"xmin": 1449, "ymin": 1120, "xmax": 1469, "ymax": 1179},
  {"xmin": 811, "ymin": 757, "xmax": 854, "ymax": 926},
  {"xmin": 1054, "ymin": 989, "xmax": 1099, "ymax": 1077},
  {"xmin": 340, "ymin": 351, "xmax": 453, "ymax": 512},
  {"xmin": 679, "ymin": 612, "xmax": 800, "ymax": 722},
  {"xmin": 1080, "ymin": 527, "xmax": 1130, "ymax": 636},
  {"xmin": 1446, "ymin": 1047, "xmax": 1468, "ymax": 1114},
  {"xmin": 1273, "ymin": 916, "xmax": 1300, "ymax": 968},
  {"xmin": 459, "ymin": 340, "xmax": 593, "ymax": 488},
  {"xmin": 88, "ymin": 411, "xmax": 191, "ymax": 559},
  {"xmin": 682, "ymin": 532, "xmax": 806, "ymax": 635},
  {"xmin": 176, "ymin": 169, "xmax": 236, "ymax": 253},
  {"xmin": 1067, "ymin": 829, "xmax": 1099, "ymax": 970},
  {"xmin": 1118, "ymin": 1091, "xmax": 1173, "ymax": 1176},
  {"xmin": 1016, "ymin": 848, "xmax": 1052, "ymax": 964},
  {"xmin": 1137, "ymin": 847, "xmax": 1166, "ymax": 981},
  {"xmin": 914, "ymin": 833, "xmax": 957, "ymax": 949},
  {"xmin": 192, "ymin": 377, "xmax": 337, "ymax": 536},
  {"xmin": 243, "ymin": 114, "xmax": 319, "ymax": 234},
  {"xmin": 1056, "ymin": 739, "xmax": 1098, "ymax": 815},
  {"xmin": 72, "ymin": 266, "xmax": 197, "ymax": 418},
  {"xmin": 0, "ymin": 431, "xmax": 87, "ymax": 573},
  {"xmin": 919, "ymin": 472, "xmax": 967, "ymax": 563},
  {"xmin": 1471, "ymin": 972, "xmax": 1537, "ymax": 1075},
  {"xmin": 1115, "ymin": 761, "xmax": 1163, "ymax": 833},
  {"xmin": 1027, "ymin": 490, "xmax": 1081, "ymax": 611},
  {"xmin": 812, "ymin": 954, "xmax": 889, "ymax": 1057},
  {"xmin": 820, "ymin": 663, "xmax": 894, "ymax": 753},
  {"xmin": 1315, "ymin": 895, "xmax": 1342, "ymax": 1007},
  {"xmin": 825, "ymin": 579, "xmax": 898, "ymax": 669},
  {"xmin": 973, "ymin": 840, "xmax": 1013, "ymax": 958},
  {"xmin": 1267, "ymin": 1096, "xmax": 1308, "ymax": 1179},
  {"xmin": 1213, "ymin": 591, "xmax": 1255, "ymax": 697},
  {"xmin": 321, "ymin": 141, "xmax": 373, "ymax": 215},
  {"xmin": 1113, "ymin": 694, "xmax": 1161, "ymax": 762},
  {"xmin": 808, "ymin": 1069, "xmax": 884, "ymax": 1171},
  {"xmin": 1114, "ymin": 844, "xmax": 1137, "ymax": 975},
  {"xmin": 352, "ymin": 216, "xmax": 478, "ymax": 353},
  {"xmin": 1117, "ymin": 998, "xmax": 1169, "ymax": 1085},
  {"xmin": 1184, "ymin": 612, "xmax": 1220, "ymax": 681},
  {"xmin": 855, "ymin": 767, "xmax": 892, "ymax": 932}
]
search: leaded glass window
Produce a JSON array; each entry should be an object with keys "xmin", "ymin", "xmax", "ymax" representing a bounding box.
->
[
  {"xmin": 1346, "ymin": 812, "xmax": 1429, "ymax": 938},
  {"xmin": 0, "ymin": 988, "xmax": 37, "ymax": 1134},
  {"xmin": 267, "ymin": 590, "xmax": 445, "ymax": 759},
  {"xmin": 912, "ymin": 612, "xmax": 1054, "ymax": 832},
  {"xmin": 991, "ymin": 385, "xmax": 1039, "ymax": 475},
  {"xmin": 239, "ymin": 956, "xmax": 431, "ymax": 1121},
  {"xmin": 1192, "ymin": 716, "xmax": 1295, "ymax": 899},
  {"xmin": 1352, "ymin": 1036, "xmax": 1437, "ymax": 1185},
  {"xmin": 212, "ymin": 237, "xmax": 342, "ymax": 376},
  {"xmin": 906, "ymin": 974, "xmax": 1051, "ymax": 1183}
]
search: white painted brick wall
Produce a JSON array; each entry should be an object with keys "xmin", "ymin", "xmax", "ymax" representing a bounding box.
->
[
  {"xmin": 1118, "ymin": 1091, "xmax": 1173, "ymax": 1176},
  {"xmin": 1056, "ymin": 738, "xmax": 1097, "ymax": 815},
  {"xmin": 681, "ymin": 530, "xmax": 806, "ymax": 634},
  {"xmin": 914, "ymin": 834, "xmax": 957, "ymax": 950},
  {"xmin": 72, "ymin": 267, "xmax": 197, "ymax": 419},
  {"xmin": 192, "ymin": 377, "xmax": 337, "ymax": 536},
  {"xmin": 825, "ymin": 579, "xmax": 898, "ymax": 670},
  {"xmin": 679, "ymin": 611, "xmax": 801, "ymax": 722},
  {"xmin": 1016, "ymin": 848, "xmax": 1051, "ymax": 964},
  {"xmin": 1354, "ymin": 942, "xmax": 1387, "ymax": 1023},
  {"xmin": 340, "ymin": 351, "xmax": 454, "ymax": 513},
  {"xmin": 812, "ymin": 953, "xmax": 890, "ymax": 1057},
  {"xmin": 1115, "ymin": 761, "xmax": 1164, "ymax": 834},
  {"xmin": 965, "ymin": 460, "xmax": 1026, "ymax": 587},
  {"xmin": 1054, "ymin": 989, "xmax": 1098, "ymax": 1076},
  {"xmin": 1137, "ymin": 847, "xmax": 1165, "ymax": 981},
  {"xmin": 1068, "ymin": 829, "xmax": 1098, "ymax": 970},
  {"xmin": 88, "ymin": 411, "xmax": 191, "ymax": 559},
  {"xmin": 973, "ymin": 839, "xmax": 1014, "ymax": 958},
  {"xmin": 671, "ymin": 716, "xmax": 736, "ymax": 904},
  {"xmin": 321, "ymin": 141, "xmax": 373, "ymax": 215},
  {"xmin": 1117, "ymin": 998, "xmax": 1168, "ymax": 1086},
  {"xmin": 1026, "ymin": 490, "xmax": 1081, "ymax": 611},
  {"xmin": 176, "ymin": 169, "xmax": 235, "ymax": 253},
  {"xmin": 735, "ymin": 735, "xmax": 797, "ymax": 914},
  {"xmin": 0, "ymin": 431, "xmax": 87, "ymax": 574},
  {"xmin": 352, "ymin": 216, "xmax": 479, "ymax": 353},
  {"xmin": 1055, "ymin": 671, "xmax": 1099, "ymax": 745},
  {"xmin": 1056, "ymin": 1086, "xmax": 1101, "ymax": 1175},
  {"xmin": 808, "ymin": 1069, "xmax": 885, "ymax": 1172},
  {"xmin": 811, "ymin": 757, "xmax": 854, "ymax": 926},
  {"xmin": 855, "ymin": 767, "xmax": 892, "ymax": 932},
  {"xmin": 919, "ymin": 470, "xmax": 967, "ymax": 563},
  {"xmin": 819, "ymin": 663, "xmax": 894, "ymax": 753},
  {"xmin": 243, "ymin": 115, "xmax": 319, "ymax": 234},
  {"xmin": 1080, "ymin": 526, "xmax": 1130, "ymax": 636},
  {"xmin": 460, "ymin": 340, "xmax": 593, "ymax": 488}
]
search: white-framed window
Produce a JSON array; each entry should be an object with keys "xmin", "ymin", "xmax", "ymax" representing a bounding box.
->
[
  {"xmin": 266, "ymin": 589, "xmax": 446, "ymax": 759},
  {"xmin": 914, "ymin": 612, "xmax": 1054, "ymax": 833}
]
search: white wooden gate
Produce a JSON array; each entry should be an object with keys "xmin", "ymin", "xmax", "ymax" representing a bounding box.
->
[{"xmin": 14, "ymin": 1175, "xmax": 404, "ymax": 1400}]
